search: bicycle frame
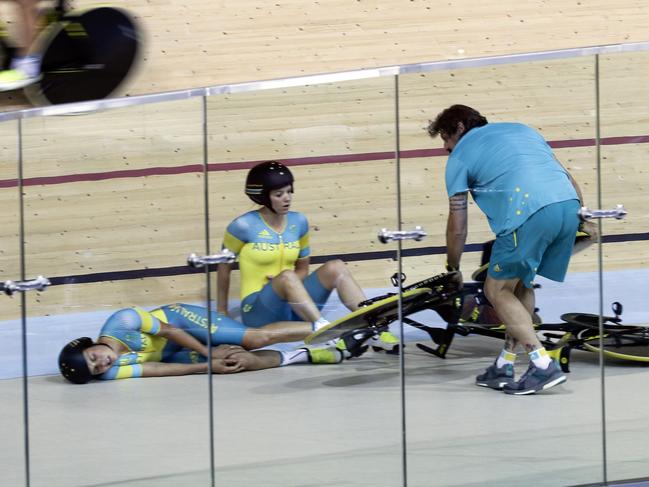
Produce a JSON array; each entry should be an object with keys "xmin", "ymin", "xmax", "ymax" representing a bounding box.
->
[{"xmin": 396, "ymin": 277, "xmax": 648, "ymax": 372}]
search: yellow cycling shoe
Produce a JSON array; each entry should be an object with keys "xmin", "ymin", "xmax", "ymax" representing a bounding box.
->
[
  {"xmin": 306, "ymin": 346, "xmax": 343, "ymax": 364},
  {"xmin": 0, "ymin": 68, "xmax": 40, "ymax": 92},
  {"xmin": 369, "ymin": 331, "xmax": 401, "ymax": 354}
]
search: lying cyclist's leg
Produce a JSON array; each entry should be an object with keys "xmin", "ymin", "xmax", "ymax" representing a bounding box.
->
[
  {"xmin": 225, "ymin": 346, "xmax": 341, "ymax": 369},
  {"xmin": 155, "ymin": 303, "xmax": 307, "ymax": 352},
  {"xmin": 242, "ymin": 320, "xmax": 312, "ymax": 349},
  {"xmin": 227, "ymin": 349, "xmax": 283, "ymax": 371},
  {"xmin": 206, "ymin": 310, "xmax": 312, "ymax": 350}
]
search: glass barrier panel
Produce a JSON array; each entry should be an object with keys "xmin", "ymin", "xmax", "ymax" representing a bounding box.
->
[
  {"xmin": 398, "ymin": 56, "xmax": 604, "ymax": 486},
  {"xmin": 206, "ymin": 77, "xmax": 403, "ymax": 485},
  {"xmin": 21, "ymin": 99, "xmax": 213, "ymax": 487},
  {"xmin": 599, "ymin": 50, "xmax": 649, "ymax": 484},
  {"xmin": 0, "ymin": 120, "xmax": 26, "ymax": 487}
]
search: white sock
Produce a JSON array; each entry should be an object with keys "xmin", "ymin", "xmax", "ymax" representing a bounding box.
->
[
  {"xmin": 279, "ymin": 349, "xmax": 310, "ymax": 366},
  {"xmin": 528, "ymin": 348, "xmax": 552, "ymax": 369},
  {"xmin": 311, "ymin": 316, "xmax": 330, "ymax": 332},
  {"xmin": 495, "ymin": 349, "xmax": 516, "ymax": 368},
  {"xmin": 10, "ymin": 55, "xmax": 41, "ymax": 77}
]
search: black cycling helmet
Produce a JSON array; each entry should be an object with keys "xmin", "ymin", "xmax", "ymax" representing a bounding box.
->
[
  {"xmin": 58, "ymin": 337, "xmax": 94, "ymax": 384},
  {"xmin": 244, "ymin": 161, "xmax": 294, "ymax": 210}
]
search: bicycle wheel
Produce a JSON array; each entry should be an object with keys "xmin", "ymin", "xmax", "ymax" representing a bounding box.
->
[
  {"xmin": 560, "ymin": 312, "xmax": 622, "ymax": 329},
  {"xmin": 25, "ymin": 6, "xmax": 140, "ymax": 105},
  {"xmin": 581, "ymin": 329, "xmax": 649, "ymax": 363}
]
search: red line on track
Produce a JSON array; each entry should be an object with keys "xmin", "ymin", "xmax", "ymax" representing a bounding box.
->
[{"xmin": 1, "ymin": 135, "xmax": 647, "ymax": 189}]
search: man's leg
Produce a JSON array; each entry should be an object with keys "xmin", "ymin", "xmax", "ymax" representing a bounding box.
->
[
  {"xmin": 515, "ymin": 280, "xmax": 535, "ymax": 316},
  {"xmin": 484, "ymin": 276, "xmax": 540, "ymax": 350},
  {"xmin": 474, "ymin": 276, "xmax": 527, "ymax": 389},
  {"xmin": 485, "ymin": 276, "xmax": 565, "ymax": 395}
]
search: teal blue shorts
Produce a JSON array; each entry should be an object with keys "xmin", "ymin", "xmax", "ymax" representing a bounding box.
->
[
  {"xmin": 240, "ymin": 271, "xmax": 331, "ymax": 327},
  {"xmin": 488, "ymin": 199, "xmax": 580, "ymax": 288}
]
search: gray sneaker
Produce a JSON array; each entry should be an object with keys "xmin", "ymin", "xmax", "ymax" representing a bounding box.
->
[
  {"xmin": 475, "ymin": 362, "xmax": 515, "ymax": 390},
  {"xmin": 503, "ymin": 360, "xmax": 566, "ymax": 395}
]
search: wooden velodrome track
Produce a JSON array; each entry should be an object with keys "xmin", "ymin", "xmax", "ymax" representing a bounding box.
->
[
  {"xmin": 1, "ymin": 0, "xmax": 649, "ymax": 110},
  {"xmin": 1, "ymin": 1, "xmax": 648, "ymax": 320}
]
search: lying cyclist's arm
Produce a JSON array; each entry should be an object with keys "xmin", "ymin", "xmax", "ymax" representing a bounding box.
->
[
  {"xmin": 140, "ymin": 360, "xmax": 243, "ymax": 377},
  {"xmin": 157, "ymin": 321, "xmax": 209, "ymax": 357}
]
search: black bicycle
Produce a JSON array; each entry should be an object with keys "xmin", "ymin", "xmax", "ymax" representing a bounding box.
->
[
  {"xmin": 0, "ymin": 0, "xmax": 140, "ymax": 105},
  {"xmin": 407, "ymin": 277, "xmax": 649, "ymax": 373},
  {"xmin": 355, "ymin": 243, "xmax": 649, "ymax": 372}
]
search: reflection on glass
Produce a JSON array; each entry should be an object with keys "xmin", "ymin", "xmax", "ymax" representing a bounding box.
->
[
  {"xmin": 399, "ymin": 57, "xmax": 605, "ymax": 486},
  {"xmin": 599, "ymin": 50, "xmax": 649, "ymax": 484},
  {"xmin": 21, "ymin": 99, "xmax": 214, "ymax": 487},
  {"xmin": 206, "ymin": 78, "xmax": 404, "ymax": 485},
  {"xmin": 2, "ymin": 42, "xmax": 648, "ymax": 487}
]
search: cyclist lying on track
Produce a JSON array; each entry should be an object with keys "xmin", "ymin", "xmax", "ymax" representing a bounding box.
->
[{"xmin": 58, "ymin": 302, "xmax": 343, "ymax": 384}]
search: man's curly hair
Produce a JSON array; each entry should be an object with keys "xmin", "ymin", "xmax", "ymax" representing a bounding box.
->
[{"xmin": 427, "ymin": 105, "xmax": 488, "ymax": 139}]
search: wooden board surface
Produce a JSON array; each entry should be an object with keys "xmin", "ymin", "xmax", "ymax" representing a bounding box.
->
[
  {"xmin": 1, "ymin": 0, "xmax": 649, "ymax": 111},
  {"xmin": 0, "ymin": 4, "xmax": 648, "ymax": 320}
]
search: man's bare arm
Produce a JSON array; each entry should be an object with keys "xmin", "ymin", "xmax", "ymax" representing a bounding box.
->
[{"xmin": 446, "ymin": 192, "xmax": 468, "ymax": 270}]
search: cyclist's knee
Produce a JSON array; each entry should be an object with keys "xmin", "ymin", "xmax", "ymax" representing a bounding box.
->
[
  {"xmin": 319, "ymin": 259, "xmax": 347, "ymax": 281},
  {"xmin": 514, "ymin": 282, "xmax": 533, "ymax": 298},
  {"xmin": 484, "ymin": 277, "xmax": 503, "ymax": 303},
  {"xmin": 484, "ymin": 276, "xmax": 519, "ymax": 303},
  {"xmin": 242, "ymin": 329, "xmax": 271, "ymax": 349},
  {"xmin": 273, "ymin": 269, "xmax": 301, "ymax": 287}
]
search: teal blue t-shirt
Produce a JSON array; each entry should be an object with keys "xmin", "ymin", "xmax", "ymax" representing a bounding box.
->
[{"xmin": 445, "ymin": 122, "xmax": 578, "ymax": 236}]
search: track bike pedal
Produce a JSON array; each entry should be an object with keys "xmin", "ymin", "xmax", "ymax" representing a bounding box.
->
[
  {"xmin": 612, "ymin": 301, "xmax": 623, "ymax": 318},
  {"xmin": 391, "ymin": 272, "xmax": 406, "ymax": 287}
]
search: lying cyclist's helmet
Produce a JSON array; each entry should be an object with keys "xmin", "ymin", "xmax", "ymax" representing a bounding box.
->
[
  {"xmin": 58, "ymin": 337, "xmax": 94, "ymax": 384},
  {"xmin": 245, "ymin": 161, "xmax": 294, "ymax": 210}
]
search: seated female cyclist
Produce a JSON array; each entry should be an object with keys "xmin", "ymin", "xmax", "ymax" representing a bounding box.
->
[
  {"xmin": 58, "ymin": 302, "xmax": 342, "ymax": 384},
  {"xmin": 217, "ymin": 161, "xmax": 400, "ymax": 357}
]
